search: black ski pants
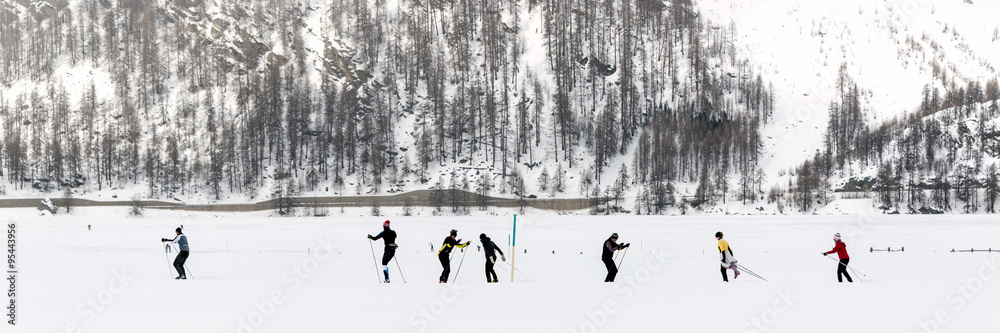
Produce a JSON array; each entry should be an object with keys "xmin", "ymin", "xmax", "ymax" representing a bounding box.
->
[
  {"xmin": 603, "ymin": 257, "xmax": 618, "ymax": 282},
  {"xmin": 174, "ymin": 250, "xmax": 189, "ymax": 278},
  {"xmin": 381, "ymin": 248, "xmax": 396, "ymax": 265},
  {"xmin": 439, "ymin": 254, "xmax": 451, "ymax": 282},
  {"xmin": 721, "ymin": 265, "xmax": 729, "ymax": 282},
  {"xmin": 838, "ymin": 258, "xmax": 853, "ymax": 282},
  {"xmin": 380, "ymin": 249, "xmax": 396, "ymax": 281},
  {"xmin": 486, "ymin": 256, "xmax": 498, "ymax": 282}
]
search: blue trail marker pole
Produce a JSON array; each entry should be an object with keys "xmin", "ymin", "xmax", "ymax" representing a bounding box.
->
[{"xmin": 510, "ymin": 215, "xmax": 517, "ymax": 283}]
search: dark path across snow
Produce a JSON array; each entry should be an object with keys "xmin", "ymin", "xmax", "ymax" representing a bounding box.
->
[{"xmin": 0, "ymin": 190, "xmax": 594, "ymax": 212}]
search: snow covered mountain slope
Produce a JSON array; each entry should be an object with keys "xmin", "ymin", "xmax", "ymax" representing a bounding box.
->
[
  {"xmin": 0, "ymin": 0, "xmax": 780, "ymax": 208},
  {"xmin": 0, "ymin": 0, "xmax": 997, "ymax": 215},
  {"xmin": 700, "ymin": 0, "xmax": 1000, "ymax": 179}
]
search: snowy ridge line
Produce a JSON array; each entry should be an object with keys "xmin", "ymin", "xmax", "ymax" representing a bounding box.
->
[{"xmin": 0, "ymin": 190, "xmax": 594, "ymax": 212}]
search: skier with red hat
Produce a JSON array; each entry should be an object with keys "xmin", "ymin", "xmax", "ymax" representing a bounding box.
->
[
  {"xmin": 368, "ymin": 220, "xmax": 398, "ymax": 283},
  {"xmin": 823, "ymin": 232, "xmax": 853, "ymax": 283}
]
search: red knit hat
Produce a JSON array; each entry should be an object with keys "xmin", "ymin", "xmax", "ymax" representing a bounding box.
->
[{"xmin": 383, "ymin": 220, "xmax": 391, "ymax": 228}]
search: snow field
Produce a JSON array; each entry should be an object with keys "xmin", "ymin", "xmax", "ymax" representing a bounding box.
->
[{"xmin": 8, "ymin": 207, "xmax": 1000, "ymax": 332}]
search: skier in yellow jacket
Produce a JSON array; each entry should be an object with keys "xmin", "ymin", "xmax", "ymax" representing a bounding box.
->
[
  {"xmin": 716, "ymin": 231, "xmax": 741, "ymax": 281},
  {"xmin": 438, "ymin": 229, "xmax": 470, "ymax": 283}
]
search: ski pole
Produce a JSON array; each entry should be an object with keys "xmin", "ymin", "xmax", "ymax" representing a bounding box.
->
[
  {"xmin": 496, "ymin": 262, "xmax": 510, "ymax": 274},
  {"xmin": 494, "ymin": 261, "xmax": 532, "ymax": 282},
  {"xmin": 742, "ymin": 270, "xmax": 766, "ymax": 281},
  {"xmin": 616, "ymin": 246, "xmax": 629, "ymax": 270},
  {"xmin": 735, "ymin": 264, "xmax": 765, "ymax": 281},
  {"xmin": 846, "ymin": 265, "xmax": 866, "ymax": 278},
  {"xmin": 508, "ymin": 263, "xmax": 533, "ymax": 281},
  {"xmin": 453, "ymin": 247, "xmax": 469, "ymax": 283},
  {"xmin": 165, "ymin": 243, "xmax": 194, "ymax": 279},
  {"xmin": 826, "ymin": 255, "xmax": 867, "ymax": 278},
  {"xmin": 735, "ymin": 263, "xmax": 768, "ymax": 281},
  {"xmin": 846, "ymin": 259, "xmax": 866, "ymax": 277},
  {"xmin": 368, "ymin": 239, "xmax": 382, "ymax": 283},
  {"xmin": 394, "ymin": 256, "xmax": 406, "ymax": 283},
  {"xmin": 163, "ymin": 243, "xmax": 173, "ymax": 278},
  {"xmin": 825, "ymin": 255, "xmax": 866, "ymax": 276},
  {"xmin": 825, "ymin": 256, "xmax": 863, "ymax": 282},
  {"xmin": 740, "ymin": 268, "xmax": 766, "ymax": 281}
]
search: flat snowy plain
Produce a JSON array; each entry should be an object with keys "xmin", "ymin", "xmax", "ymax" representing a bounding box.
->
[{"xmin": 6, "ymin": 205, "xmax": 1000, "ymax": 333}]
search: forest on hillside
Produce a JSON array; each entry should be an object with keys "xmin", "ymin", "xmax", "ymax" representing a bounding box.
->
[
  {"xmin": 0, "ymin": 0, "xmax": 775, "ymax": 213},
  {"xmin": 790, "ymin": 65, "xmax": 1000, "ymax": 214}
]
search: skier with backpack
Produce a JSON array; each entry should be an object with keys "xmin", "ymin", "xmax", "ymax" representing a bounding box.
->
[
  {"xmin": 602, "ymin": 233, "xmax": 629, "ymax": 282},
  {"xmin": 716, "ymin": 231, "xmax": 741, "ymax": 281},
  {"xmin": 479, "ymin": 233, "xmax": 506, "ymax": 283},
  {"xmin": 161, "ymin": 227, "xmax": 189, "ymax": 280},
  {"xmin": 437, "ymin": 229, "xmax": 470, "ymax": 283},
  {"xmin": 823, "ymin": 232, "xmax": 853, "ymax": 283},
  {"xmin": 368, "ymin": 220, "xmax": 398, "ymax": 283}
]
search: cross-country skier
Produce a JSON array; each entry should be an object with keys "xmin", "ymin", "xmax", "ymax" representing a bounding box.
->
[
  {"xmin": 823, "ymin": 232, "xmax": 853, "ymax": 283},
  {"xmin": 438, "ymin": 230, "xmax": 470, "ymax": 283},
  {"xmin": 479, "ymin": 233, "xmax": 506, "ymax": 283},
  {"xmin": 602, "ymin": 233, "xmax": 629, "ymax": 282},
  {"xmin": 161, "ymin": 227, "xmax": 189, "ymax": 280},
  {"xmin": 716, "ymin": 232, "xmax": 740, "ymax": 282},
  {"xmin": 368, "ymin": 220, "xmax": 398, "ymax": 283}
]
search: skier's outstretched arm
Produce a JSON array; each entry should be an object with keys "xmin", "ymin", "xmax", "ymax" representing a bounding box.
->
[
  {"xmin": 161, "ymin": 235, "xmax": 179, "ymax": 243},
  {"xmin": 369, "ymin": 231, "xmax": 384, "ymax": 240}
]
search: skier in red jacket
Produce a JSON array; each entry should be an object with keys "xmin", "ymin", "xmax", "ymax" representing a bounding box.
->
[{"xmin": 822, "ymin": 233, "xmax": 853, "ymax": 283}]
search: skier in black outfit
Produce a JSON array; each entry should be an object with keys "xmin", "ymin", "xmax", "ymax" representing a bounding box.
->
[
  {"xmin": 161, "ymin": 227, "xmax": 189, "ymax": 280},
  {"xmin": 437, "ymin": 229, "xmax": 470, "ymax": 283},
  {"xmin": 479, "ymin": 233, "xmax": 506, "ymax": 283},
  {"xmin": 368, "ymin": 220, "xmax": 398, "ymax": 283},
  {"xmin": 602, "ymin": 233, "xmax": 629, "ymax": 282}
]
